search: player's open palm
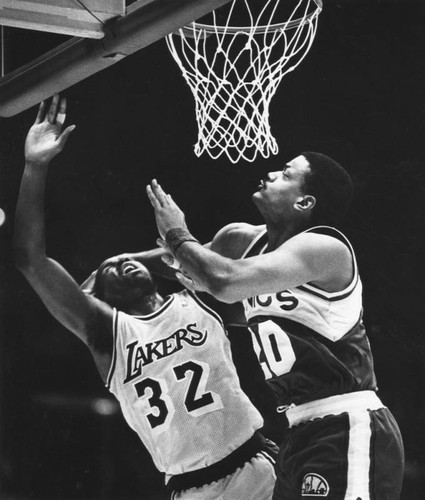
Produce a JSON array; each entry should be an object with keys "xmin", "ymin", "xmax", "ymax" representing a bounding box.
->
[{"xmin": 25, "ymin": 94, "xmax": 75, "ymax": 165}]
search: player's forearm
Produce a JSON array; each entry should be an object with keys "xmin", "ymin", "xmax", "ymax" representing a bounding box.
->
[
  {"xmin": 174, "ymin": 242, "xmax": 242, "ymax": 303},
  {"xmin": 128, "ymin": 243, "xmax": 210, "ymax": 280},
  {"xmin": 14, "ymin": 161, "xmax": 49, "ymax": 269}
]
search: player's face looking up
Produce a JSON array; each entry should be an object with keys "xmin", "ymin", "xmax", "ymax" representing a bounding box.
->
[
  {"xmin": 94, "ymin": 257, "xmax": 157, "ymax": 309},
  {"xmin": 253, "ymin": 154, "xmax": 313, "ymax": 217}
]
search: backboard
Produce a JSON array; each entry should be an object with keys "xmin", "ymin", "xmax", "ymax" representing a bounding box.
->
[{"xmin": 0, "ymin": 0, "xmax": 232, "ymax": 117}]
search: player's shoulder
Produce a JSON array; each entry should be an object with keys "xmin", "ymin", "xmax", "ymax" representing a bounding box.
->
[
  {"xmin": 288, "ymin": 230, "xmax": 350, "ymax": 258},
  {"xmin": 216, "ymin": 222, "xmax": 265, "ymax": 239},
  {"xmin": 285, "ymin": 228, "xmax": 353, "ymax": 282},
  {"xmin": 292, "ymin": 227, "xmax": 351, "ymax": 254},
  {"xmin": 210, "ymin": 222, "xmax": 266, "ymax": 258}
]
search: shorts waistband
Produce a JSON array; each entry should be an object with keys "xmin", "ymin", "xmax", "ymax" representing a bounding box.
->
[
  {"xmin": 286, "ymin": 391, "xmax": 385, "ymax": 428},
  {"xmin": 166, "ymin": 430, "xmax": 266, "ymax": 493}
]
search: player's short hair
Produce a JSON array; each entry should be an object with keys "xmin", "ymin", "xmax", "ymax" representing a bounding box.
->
[{"xmin": 301, "ymin": 152, "xmax": 353, "ymax": 226}]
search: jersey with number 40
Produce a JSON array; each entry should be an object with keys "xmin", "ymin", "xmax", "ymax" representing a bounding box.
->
[
  {"xmin": 242, "ymin": 226, "xmax": 377, "ymax": 407},
  {"xmin": 106, "ymin": 290, "xmax": 263, "ymax": 477}
]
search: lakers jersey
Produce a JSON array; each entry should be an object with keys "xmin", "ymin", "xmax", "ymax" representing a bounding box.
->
[
  {"xmin": 106, "ymin": 290, "xmax": 263, "ymax": 478},
  {"xmin": 242, "ymin": 226, "xmax": 377, "ymax": 406}
]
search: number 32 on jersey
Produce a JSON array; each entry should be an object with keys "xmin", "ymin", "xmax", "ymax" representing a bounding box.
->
[{"xmin": 134, "ymin": 360, "xmax": 223, "ymax": 434}]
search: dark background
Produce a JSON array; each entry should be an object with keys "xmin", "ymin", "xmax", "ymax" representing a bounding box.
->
[{"xmin": 1, "ymin": 0, "xmax": 425, "ymax": 498}]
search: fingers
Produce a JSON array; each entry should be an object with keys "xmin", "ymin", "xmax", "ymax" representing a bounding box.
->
[
  {"xmin": 157, "ymin": 239, "xmax": 189, "ymax": 272},
  {"xmin": 147, "ymin": 180, "xmax": 170, "ymax": 208},
  {"xmin": 146, "ymin": 184, "xmax": 161, "ymax": 210},
  {"xmin": 156, "ymin": 238, "xmax": 182, "ymax": 269},
  {"xmin": 56, "ymin": 96, "xmax": 67, "ymax": 127},
  {"xmin": 156, "ymin": 238, "xmax": 167, "ymax": 249},
  {"xmin": 36, "ymin": 94, "xmax": 67, "ymax": 126},
  {"xmin": 57, "ymin": 124, "xmax": 76, "ymax": 149},
  {"xmin": 161, "ymin": 253, "xmax": 182, "ymax": 270},
  {"xmin": 47, "ymin": 94, "xmax": 60, "ymax": 124},
  {"xmin": 34, "ymin": 101, "xmax": 46, "ymax": 124},
  {"xmin": 176, "ymin": 272, "xmax": 196, "ymax": 291},
  {"xmin": 161, "ymin": 253, "xmax": 173, "ymax": 265},
  {"xmin": 151, "ymin": 179, "xmax": 171, "ymax": 207}
]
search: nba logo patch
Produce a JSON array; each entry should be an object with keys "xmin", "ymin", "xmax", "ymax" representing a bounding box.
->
[{"xmin": 301, "ymin": 473, "xmax": 329, "ymax": 496}]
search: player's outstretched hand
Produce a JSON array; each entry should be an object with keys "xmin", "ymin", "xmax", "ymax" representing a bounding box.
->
[
  {"xmin": 146, "ymin": 179, "xmax": 187, "ymax": 240},
  {"xmin": 25, "ymin": 94, "xmax": 76, "ymax": 165},
  {"xmin": 156, "ymin": 237, "xmax": 207, "ymax": 293}
]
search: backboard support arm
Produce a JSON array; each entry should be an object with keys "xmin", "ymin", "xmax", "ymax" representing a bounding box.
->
[{"xmin": 0, "ymin": 0, "xmax": 231, "ymax": 117}]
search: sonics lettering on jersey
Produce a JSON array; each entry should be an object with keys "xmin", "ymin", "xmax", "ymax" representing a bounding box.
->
[
  {"xmin": 247, "ymin": 290, "xmax": 299, "ymax": 311},
  {"xmin": 124, "ymin": 323, "xmax": 207, "ymax": 384}
]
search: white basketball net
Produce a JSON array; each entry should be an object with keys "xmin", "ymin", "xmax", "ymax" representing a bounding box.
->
[{"xmin": 166, "ymin": 0, "xmax": 322, "ymax": 163}]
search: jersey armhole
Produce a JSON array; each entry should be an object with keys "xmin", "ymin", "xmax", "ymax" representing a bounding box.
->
[
  {"xmin": 302, "ymin": 226, "xmax": 359, "ymax": 298},
  {"xmin": 241, "ymin": 228, "xmax": 268, "ymax": 259},
  {"xmin": 305, "ymin": 226, "xmax": 353, "ymax": 251},
  {"xmin": 187, "ymin": 291, "xmax": 226, "ymax": 330}
]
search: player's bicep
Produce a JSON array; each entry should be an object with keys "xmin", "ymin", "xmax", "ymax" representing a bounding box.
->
[
  {"xmin": 237, "ymin": 247, "xmax": 316, "ymax": 296},
  {"xmin": 226, "ymin": 235, "xmax": 336, "ymax": 300},
  {"xmin": 235, "ymin": 233, "xmax": 350, "ymax": 297}
]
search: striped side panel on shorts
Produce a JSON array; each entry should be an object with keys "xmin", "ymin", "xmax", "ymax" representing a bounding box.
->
[
  {"xmin": 258, "ymin": 450, "xmax": 277, "ymax": 467},
  {"xmin": 345, "ymin": 411, "xmax": 372, "ymax": 500}
]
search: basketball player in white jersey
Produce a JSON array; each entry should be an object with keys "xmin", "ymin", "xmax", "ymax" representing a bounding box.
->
[
  {"xmin": 145, "ymin": 154, "xmax": 405, "ymax": 499},
  {"xmin": 13, "ymin": 95, "xmax": 277, "ymax": 499}
]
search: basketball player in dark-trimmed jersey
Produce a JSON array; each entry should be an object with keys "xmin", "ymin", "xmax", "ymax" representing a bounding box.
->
[
  {"xmin": 13, "ymin": 95, "xmax": 277, "ymax": 499},
  {"xmin": 146, "ymin": 153, "xmax": 405, "ymax": 499}
]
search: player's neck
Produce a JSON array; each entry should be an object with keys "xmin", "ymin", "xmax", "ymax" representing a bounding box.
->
[
  {"xmin": 128, "ymin": 293, "xmax": 165, "ymax": 316},
  {"xmin": 265, "ymin": 218, "xmax": 310, "ymax": 251}
]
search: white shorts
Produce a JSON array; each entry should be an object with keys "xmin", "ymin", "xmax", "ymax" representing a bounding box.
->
[{"xmin": 171, "ymin": 452, "xmax": 276, "ymax": 500}]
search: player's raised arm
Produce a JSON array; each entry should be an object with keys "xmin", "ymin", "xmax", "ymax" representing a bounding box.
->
[
  {"xmin": 147, "ymin": 180, "xmax": 351, "ymax": 303},
  {"xmin": 14, "ymin": 96, "xmax": 113, "ymax": 380}
]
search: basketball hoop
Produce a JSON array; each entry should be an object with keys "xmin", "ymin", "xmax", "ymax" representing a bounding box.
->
[{"xmin": 166, "ymin": 0, "xmax": 323, "ymax": 164}]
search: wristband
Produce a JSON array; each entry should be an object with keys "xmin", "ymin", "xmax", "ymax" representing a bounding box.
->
[{"xmin": 165, "ymin": 227, "xmax": 200, "ymax": 255}]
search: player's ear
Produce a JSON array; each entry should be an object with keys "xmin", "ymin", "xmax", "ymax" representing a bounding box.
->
[{"xmin": 294, "ymin": 195, "xmax": 316, "ymax": 213}]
